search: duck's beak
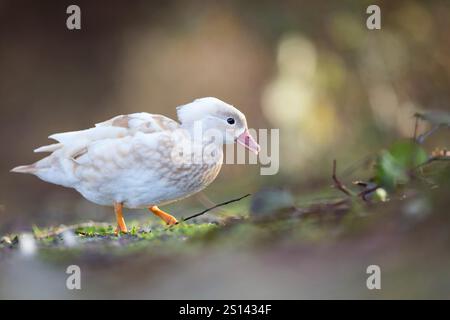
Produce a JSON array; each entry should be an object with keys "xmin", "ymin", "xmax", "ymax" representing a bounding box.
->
[{"xmin": 237, "ymin": 129, "xmax": 260, "ymax": 154}]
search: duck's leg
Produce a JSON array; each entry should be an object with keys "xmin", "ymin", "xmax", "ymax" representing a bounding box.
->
[
  {"xmin": 114, "ymin": 202, "xmax": 128, "ymax": 234},
  {"xmin": 149, "ymin": 206, "xmax": 178, "ymax": 225}
]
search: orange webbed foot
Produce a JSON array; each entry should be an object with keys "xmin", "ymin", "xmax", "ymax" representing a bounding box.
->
[{"xmin": 149, "ymin": 206, "xmax": 178, "ymax": 225}]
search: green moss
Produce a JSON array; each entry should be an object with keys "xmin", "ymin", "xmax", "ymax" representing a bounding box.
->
[{"xmin": 75, "ymin": 225, "xmax": 115, "ymax": 236}]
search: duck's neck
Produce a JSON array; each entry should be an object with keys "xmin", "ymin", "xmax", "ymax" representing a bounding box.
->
[{"xmin": 180, "ymin": 122, "xmax": 224, "ymax": 148}]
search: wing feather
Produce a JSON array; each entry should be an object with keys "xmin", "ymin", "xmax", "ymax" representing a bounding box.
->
[{"xmin": 35, "ymin": 113, "xmax": 179, "ymax": 158}]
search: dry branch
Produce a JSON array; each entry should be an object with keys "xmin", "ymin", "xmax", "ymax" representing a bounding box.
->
[
  {"xmin": 332, "ymin": 160, "xmax": 379, "ymax": 202},
  {"xmin": 175, "ymin": 193, "xmax": 252, "ymax": 225},
  {"xmin": 332, "ymin": 159, "xmax": 353, "ymax": 196}
]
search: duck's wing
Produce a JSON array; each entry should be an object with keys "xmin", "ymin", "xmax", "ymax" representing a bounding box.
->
[
  {"xmin": 35, "ymin": 113, "xmax": 180, "ymax": 155},
  {"xmin": 11, "ymin": 113, "xmax": 180, "ymax": 183}
]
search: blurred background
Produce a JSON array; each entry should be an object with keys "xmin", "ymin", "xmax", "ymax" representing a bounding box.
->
[
  {"xmin": 1, "ymin": 0, "xmax": 449, "ymax": 231},
  {"xmin": 0, "ymin": 0, "xmax": 449, "ymax": 299}
]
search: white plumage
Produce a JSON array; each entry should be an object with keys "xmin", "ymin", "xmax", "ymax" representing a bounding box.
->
[{"xmin": 12, "ymin": 97, "xmax": 260, "ymax": 229}]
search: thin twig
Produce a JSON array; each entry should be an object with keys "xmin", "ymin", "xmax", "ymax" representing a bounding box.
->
[
  {"xmin": 357, "ymin": 186, "xmax": 380, "ymax": 202},
  {"xmin": 195, "ymin": 192, "xmax": 228, "ymax": 215},
  {"xmin": 414, "ymin": 156, "xmax": 450, "ymax": 170},
  {"xmin": 332, "ymin": 159, "xmax": 353, "ymax": 196},
  {"xmin": 416, "ymin": 124, "xmax": 441, "ymax": 144},
  {"xmin": 332, "ymin": 160, "xmax": 381, "ymax": 202},
  {"xmin": 174, "ymin": 194, "xmax": 252, "ymax": 225}
]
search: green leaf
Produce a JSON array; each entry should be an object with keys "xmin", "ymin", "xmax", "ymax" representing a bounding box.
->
[
  {"xmin": 375, "ymin": 141, "xmax": 428, "ymax": 190},
  {"xmin": 389, "ymin": 141, "xmax": 428, "ymax": 167}
]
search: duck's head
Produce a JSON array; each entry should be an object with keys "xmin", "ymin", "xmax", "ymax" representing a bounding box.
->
[{"xmin": 177, "ymin": 97, "xmax": 260, "ymax": 154}]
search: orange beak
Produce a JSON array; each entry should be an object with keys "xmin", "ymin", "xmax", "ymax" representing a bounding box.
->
[{"xmin": 237, "ymin": 129, "xmax": 260, "ymax": 154}]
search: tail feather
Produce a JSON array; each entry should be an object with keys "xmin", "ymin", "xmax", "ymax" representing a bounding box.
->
[
  {"xmin": 12, "ymin": 156, "xmax": 74, "ymax": 187},
  {"xmin": 10, "ymin": 164, "xmax": 38, "ymax": 174},
  {"xmin": 34, "ymin": 143, "xmax": 63, "ymax": 153},
  {"xmin": 13, "ymin": 143, "xmax": 62, "ymax": 175}
]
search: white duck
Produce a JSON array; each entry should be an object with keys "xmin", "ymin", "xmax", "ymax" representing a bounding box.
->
[{"xmin": 12, "ymin": 97, "xmax": 260, "ymax": 233}]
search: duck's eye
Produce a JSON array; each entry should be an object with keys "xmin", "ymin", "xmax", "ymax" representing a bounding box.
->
[{"xmin": 227, "ymin": 118, "xmax": 235, "ymax": 125}]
